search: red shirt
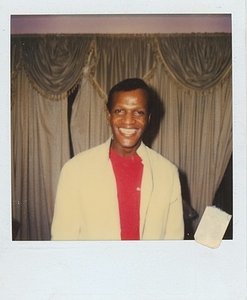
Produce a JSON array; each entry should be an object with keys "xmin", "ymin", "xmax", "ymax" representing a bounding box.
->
[{"xmin": 110, "ymin": 148, "xmax": 144, "ymax": 240}]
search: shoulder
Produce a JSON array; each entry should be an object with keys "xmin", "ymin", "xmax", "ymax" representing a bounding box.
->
[
  {"xmin": 62, "ymin": 142, "xmax": 108, "ymax": 172},
  {"xmin": 143, "ymin": 144, "xmax": 178, "ymax": 172},
  {"xmin": 74, "ymin": 142, "xmax": 107, "ymax": 160}
]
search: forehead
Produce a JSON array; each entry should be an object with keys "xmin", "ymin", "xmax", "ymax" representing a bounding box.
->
[{"xmin": 112, "ymin": 89, "xmax": 148, "ymax": 107}]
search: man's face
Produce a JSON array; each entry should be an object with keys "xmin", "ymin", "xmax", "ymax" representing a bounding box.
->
[{"xmin": 108, "ymin": 88, "xmax": 151, "ymax": 156}]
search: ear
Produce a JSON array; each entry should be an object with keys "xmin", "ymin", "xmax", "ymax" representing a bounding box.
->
[
  {"xmin": 107, "ymin": 111, "xmax": 111, "ymax": 123},
  {"xmin": 148, "ymin": 113, "xmax": 151, "ymax": 124}
]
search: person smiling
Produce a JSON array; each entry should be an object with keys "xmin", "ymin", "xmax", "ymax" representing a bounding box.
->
[{"xmin": 51, "ymin": 78, "xmax": 184, "ymax": 240}]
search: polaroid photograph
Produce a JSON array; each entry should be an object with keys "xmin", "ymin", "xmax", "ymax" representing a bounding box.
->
[{"xmin": 1, "ymin": 1, "xmax": 246, "ymax": 299}]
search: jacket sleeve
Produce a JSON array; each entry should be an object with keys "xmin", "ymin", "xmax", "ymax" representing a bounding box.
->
[
  {"xmin": 51, "ymin": 162, "xmax": 82, "ymax": 240},
  {"xmin": 164, "ymin": 169, "xmax": 184, "ymax": 240}
]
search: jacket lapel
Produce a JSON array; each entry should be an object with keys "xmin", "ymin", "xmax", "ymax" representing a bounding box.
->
[
  {"xmin": 137, "ymin": 144, "xmax": 153, "ymax": 239},
  {"xmin": 101, "ymin": 138, "xmax": 121, "ymax": 239}
]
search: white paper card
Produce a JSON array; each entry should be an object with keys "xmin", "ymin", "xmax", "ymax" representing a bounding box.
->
[{"xmin": 194, "ymin": 206, "xmax": 232, "ymax": 249}]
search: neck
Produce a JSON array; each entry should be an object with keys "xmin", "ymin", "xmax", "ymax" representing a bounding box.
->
[{"xmin": 110, "ymin": 140, "xmax": 141, "ymax": 157}]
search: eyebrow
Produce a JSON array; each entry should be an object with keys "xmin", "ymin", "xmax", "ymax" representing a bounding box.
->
[{"xmin": 113, "ymin": 105, "xmax": 147, "ymax": 110}]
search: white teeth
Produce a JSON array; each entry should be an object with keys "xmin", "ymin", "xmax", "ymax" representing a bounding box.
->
[{"xmin": 119, "ymin": 128, "xmax": 137, "ymax": 135}]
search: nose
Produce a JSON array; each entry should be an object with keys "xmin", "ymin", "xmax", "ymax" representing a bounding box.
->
[{"xmin": 123, "ymin": 112, "xmax": 135, "ymax": 124}]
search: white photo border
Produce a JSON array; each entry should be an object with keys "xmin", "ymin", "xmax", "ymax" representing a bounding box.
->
[{"xmin": 1, "ymin": 1, "xmax": 246, "ymax": 299}]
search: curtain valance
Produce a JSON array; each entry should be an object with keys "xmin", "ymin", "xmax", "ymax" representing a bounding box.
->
[
  {"xmin": 11, "ymin": 35, "xmax": 95, "ymax": 99},
  {"xmin": 11, "ymin": 33, "xmax": 231, "ymax": 100},
  {"xmin": 156, "ymin": 34, "xmax": 232, "ymax": 90}
]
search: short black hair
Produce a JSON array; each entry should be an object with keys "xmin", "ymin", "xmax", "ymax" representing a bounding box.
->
[{"xmin": 107, "ymin": 78, "xmax": 153, "ymax": 114}]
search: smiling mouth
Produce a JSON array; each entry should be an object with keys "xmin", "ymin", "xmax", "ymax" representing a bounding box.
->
[{"xmin": 119, "ymin": 128, "xmax": 138, "ymax": 136}]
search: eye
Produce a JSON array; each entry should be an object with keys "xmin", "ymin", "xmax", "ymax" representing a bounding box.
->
[
  {"xmin": 114, "ymin": 109, "xmax": 124, "ymax": 114},
  {"xmin": 135, "ymin": 110, "xmax": 145, "ymax": 115}
]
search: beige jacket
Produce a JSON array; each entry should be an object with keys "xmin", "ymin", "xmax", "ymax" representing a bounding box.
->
[{"xmin": 51, "ymin": 138, "xmax": 184, "ymax": 240}]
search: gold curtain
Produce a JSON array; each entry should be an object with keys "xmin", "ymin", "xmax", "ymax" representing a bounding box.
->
[
  {"xmin": 11, "ymin": 66, "xmax": 70, "ymax": 240},
  {"xmin": 151, "ymin": 34, "xmax": 232, "ymax": 227},
  {"xmin": 156, "ymin": 34, "xmax": 232, "ymax": 90},
  {"xmin": 11, "ymin": 35, "xmax": 96, "ymax": 240},
  {"xmin": 12, "ymin": 35, "xmax": 94, "ymax": 99},
  {"xmin": 92, "ymin": 35, "xmax": 157, "ymax": 96},
  {"xmin": 11, "ymin": 33, "xmax": 232, "ymax": 240}
]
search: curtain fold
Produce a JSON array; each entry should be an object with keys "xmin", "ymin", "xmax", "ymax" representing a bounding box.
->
[
  {"xmin": 156, "ymin": 34, "xmax": 232, "ymax": 90},
  {"xmin": 11, "ymin": 57, "xmax": 71, "ymax": 241},
  {"xmin": 11, "ymin": 33, "xmax": 232, "ymax": 240},
  {"xmin": 176, "ymin": 73, "xmax": 232, "ymax": 226},
  {"xmin": 12, "ymin": 35, "xmax": 95, "ymax": 99},
  {"xmin": 70, "ymin": 75, "xmax": 112, "ymax": 155},
  {"xmin": 146, "ymin": 60, "xmax": 232, "ymax": 226},
  {"xmin": 91, "ymin": 35, "xmax": 157, "ymax": 99}
]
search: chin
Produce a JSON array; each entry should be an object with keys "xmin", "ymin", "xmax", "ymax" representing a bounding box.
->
[{"xmin": 119, "ymin": 137, "xmax": 140, "ymax": 147}]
